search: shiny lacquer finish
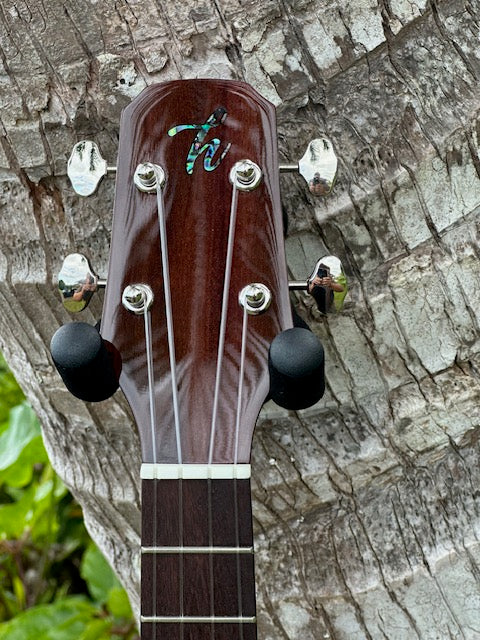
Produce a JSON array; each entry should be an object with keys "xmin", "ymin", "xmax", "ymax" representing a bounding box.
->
[{"xmin": 101, "ymin": 80, "xmax": 291, "ymax": 464}]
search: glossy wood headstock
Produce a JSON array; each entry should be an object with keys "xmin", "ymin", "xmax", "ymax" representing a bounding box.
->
[{"xmin": 100, "ymin": 80, "xmax": 292, "ymax": 465}]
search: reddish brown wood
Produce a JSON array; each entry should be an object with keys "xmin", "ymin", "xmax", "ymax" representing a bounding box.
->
[
  {"xmin": 141, "ymin": 623, "xmax": 257, "ymax": 640},
  {"xmin": 100, "ymin": 79, "xmax": 291, "ymax": 464},
  {"xmin": 141, "ymin": 478, "xmax": 256, "ymax": 639},
  {"xmin": 101, "ymin": 80, "xmax": 289, "ymax": 640}
]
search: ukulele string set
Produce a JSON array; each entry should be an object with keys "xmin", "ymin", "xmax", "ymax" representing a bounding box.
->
[{"xmin": 50, "ymin": 79, "xmax": 343, "ymax": 640}]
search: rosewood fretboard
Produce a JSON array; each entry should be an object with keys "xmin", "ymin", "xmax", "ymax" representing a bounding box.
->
[{"xmin": 141, "ymin": 477, "xmax": 257, "ymax": 640}]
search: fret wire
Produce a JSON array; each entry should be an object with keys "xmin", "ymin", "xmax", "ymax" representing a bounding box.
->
[
  {"xmin": 141, "ymin": 463, "xmax": 251, "ymax": 480},
  {"xmin": 141, "ymin": 616, "xmax": 257, "ymax": 624},
  {"xmin": 141, "ymin": 546, "xmax": 254, "ymax": 554}
]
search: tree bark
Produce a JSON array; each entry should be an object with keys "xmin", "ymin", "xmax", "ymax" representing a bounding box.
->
[{"xmin": 1, "ymin": 0, "xmax": 480, "ymax": 637}]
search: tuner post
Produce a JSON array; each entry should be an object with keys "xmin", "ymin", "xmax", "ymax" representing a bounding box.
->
[
  {"xmin": 229, "ymin": 160, "xmax": 262, "ymax": 191},
  {"xmin": 239, "ymin": 283, "xmax": 272, "ymax": 315},
  {"xmin": 134, "ymin": 163, "xmax": 166, "ymax": 193},
  {"xmin": 122, "ymin": 284, "xmax": 154, "ymax": 315}
]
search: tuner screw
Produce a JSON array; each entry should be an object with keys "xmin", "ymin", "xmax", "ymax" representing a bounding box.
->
[
  {"xmin": 134, "ymin": 162, "xmax": 166, "ymax": 193},
  {"xmin": 122, "ymin": 284, "xmax": 154, "ymax": 315},
  {"xmin": 239, "ymin": 283, "xmax": 272, "ymax": 315},
  {"xmin": 229, "ymin": 160, "xmax": 262, "ymax": 191}
]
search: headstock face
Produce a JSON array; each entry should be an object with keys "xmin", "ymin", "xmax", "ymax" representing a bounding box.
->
[{"xmin": 101, "ymin": 80, "xmax": 291, "ymax": 464}]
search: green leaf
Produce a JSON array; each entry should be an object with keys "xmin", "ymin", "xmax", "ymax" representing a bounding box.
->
[
  {"xmin": 0, "ymin": 597, "xmax": 97, "ymax": 640},
  {"xmin": 0, "ymin": 433, "xmax": 47, "ymax": 487},
  {"xmin": 78, "ymin": 619, "xmax": 112, "ymax": 640},
  {"xmin": 12, "ymin": 576, "xmax": 25, "ymax": 610},
  {"xmin": 80, "ymin": 545, "xmax": 120, "ymax": 604},
  {"xmin": 0, "ymin": 357, "xmax": 24, "ymax": 424},
  {"xmin": 0, "ymin": 404, "xmax": 46, "ymax": 488},
  {"xmin": 106, "ymin": 586, "xmax": 132, "ymax": 619},
  {"xmin": 0, "ymin": 486, "xmax": 35, "ymax": 538}
]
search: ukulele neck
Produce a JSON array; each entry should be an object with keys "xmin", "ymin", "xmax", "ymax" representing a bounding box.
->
[{"xmin": 141, "ymin": 466, "xmax": 257, "ymax": 640}]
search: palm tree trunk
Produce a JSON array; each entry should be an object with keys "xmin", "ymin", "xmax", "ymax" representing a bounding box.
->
[{"xmin": 1, "ymin": 1, "xmax": 480, "ymax": 637}]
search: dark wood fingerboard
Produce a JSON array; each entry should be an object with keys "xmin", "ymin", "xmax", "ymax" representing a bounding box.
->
[{"xmin": 141, "ymin": 478, "xmax": 257, "ymax": 640}]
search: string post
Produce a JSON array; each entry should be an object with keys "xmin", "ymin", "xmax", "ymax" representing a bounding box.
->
[
  {"xmin": 229, "ymin": 159, "xmax": 262, "ymax": 191},
  {"xmin": 122, "ymin": 284, "xmax": 154, "ymax": 315},
  {"xmin": 239, "ymin": 283, "xmax": 272, "ymax": 315},
  {"xmin": 134, "ymin": 162, "xmax": 166, "ymax": 193}
]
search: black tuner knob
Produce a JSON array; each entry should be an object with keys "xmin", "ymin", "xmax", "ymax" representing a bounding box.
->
[
  {"xmin": 268, "ymin": 327, "xmax": 325, "ymax": 410},
  {"xmin": 50, "ymin": 322, "xmax": 121, "ymax": 402}
]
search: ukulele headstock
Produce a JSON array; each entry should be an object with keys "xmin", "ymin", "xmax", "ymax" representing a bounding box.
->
[
  {"xmin": 52, "ymin": 79, "xmax": 340, "ymax": 467},
  {"xmin": 99, "ymin": 80, "xmax": 291, "ymax": 465}
]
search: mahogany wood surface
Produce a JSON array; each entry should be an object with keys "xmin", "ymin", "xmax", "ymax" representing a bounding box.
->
[
  {"xmin": 141, "ymin": 478, "xmax": 256, "ymax": 640},
  {"xmin": 100, "ymin": 80, "xmax": 290, "ymax": 640},
  {"xmin": 101, "ymin": 79, "xmax": 291, "ymax": 464}
]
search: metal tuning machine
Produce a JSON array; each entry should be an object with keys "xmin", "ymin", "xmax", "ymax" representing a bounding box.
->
[
  {"xmin": 289, "ymin": 255, "xmax": 347, "ymax": 314},
  {"xmin": 58, "ymin": 253, "xmax": 106, "ymax": 313},
  {"xmin": 280, "ymin": 137, "xmax": 337, "ymax": 196},
  {"xmin": 67, "ymin": 141, "xmax": 116, "ymax": 196}
]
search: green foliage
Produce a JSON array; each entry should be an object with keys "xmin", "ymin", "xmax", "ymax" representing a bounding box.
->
[{"xmin": 0, "ymin": 355, "xmax": 137, "ymax": 639}]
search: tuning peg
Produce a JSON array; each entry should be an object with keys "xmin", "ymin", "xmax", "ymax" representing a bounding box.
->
[
  {"xmin": 288, "ymin": 281, "xmax": 308, "ymax": 291},
  {"xmin": 280, "ymin": 137, "xmax": 337, "ymax": 196},
  {"xmin": 268, "ymin": 327, "xmax": 325, "ymax": 410},
  {"xmin": 307, "ymin": 255, "xmax": 348, "ymax": 314},
  {"xmin": 67, "ymin": 141, "xmax": 116, "ymax": 196},
  {"xmin": 50, "ymin": 322, "xmax": 120, "ymax": 402},
  {"xmin": 58, "ymin": 253, "xmax": 106, "ymax": 313}
]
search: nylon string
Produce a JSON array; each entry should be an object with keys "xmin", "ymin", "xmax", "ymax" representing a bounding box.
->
[
  {"xmin": 155, "ymin": 167, "xmax": 183, "ymax": 465},
  {"xmin": 153, "ymin": 168, "xmax": 184, "ymax": 636},
  {"xmin": 207, "ymin": 180, "xmax": 240, "ymax": 640},
  {"xmin": 234, "ymin": 305, "xmax": 249, "ymax": 639},
  {"xmin": 208, "ymin": 180, "xmax": 239, "ymax": 465},
  {"xmin": 143, "ymin": 308, "xmax": 158, "ymax": 638}
]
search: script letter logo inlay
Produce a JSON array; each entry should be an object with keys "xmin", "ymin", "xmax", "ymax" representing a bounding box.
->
[{"xmin": 168, "ymin": 107, "xmax": 232, "ymax": 175}]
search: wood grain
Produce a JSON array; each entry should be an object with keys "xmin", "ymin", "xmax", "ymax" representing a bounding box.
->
[
  {"xmin": 100, "ymin": 79, "xmax": 291, "ymax": 464},
  {"xmin": 141, "ymin": 478, "xmax": 256, "ymax": 639}
]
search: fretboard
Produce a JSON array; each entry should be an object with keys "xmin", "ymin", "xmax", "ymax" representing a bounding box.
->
[{"xmin": 141, "ymin": 470, "xmax": 257, "ymax": 640}]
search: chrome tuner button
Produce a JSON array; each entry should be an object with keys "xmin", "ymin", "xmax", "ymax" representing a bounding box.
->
[
  {"xmin": 298, "ymin": 137, "xmax": 337, "ymax": 196},
  {"xmin": 239, "ymin": 283, "xmax": 272, "ymax": 315},
  {"xmin": 229, "ymin": 159, "xmax": 262, "ymax": 191},
  {"xmin": 122, "ymin": 284, "xmax": 154, "ymax": 315},
  {"xmin": 307, "ymin": 255, "xmax": 348, "ymax": 314},
  {"xmin": 134, "ymin": 163, "xmax": 166, "ymax": 193},
  {"xmin": 58, "ymin": 253, "xmax": 106, "ymax": 313},
  {"xmin": 67, "ymin": 141, "xmax": 114, "ymax": 196}
]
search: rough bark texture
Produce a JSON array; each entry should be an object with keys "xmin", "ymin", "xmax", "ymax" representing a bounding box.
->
[{"xmin": 1, "ymin": 0, "xmax": 480, "ymax": 638}]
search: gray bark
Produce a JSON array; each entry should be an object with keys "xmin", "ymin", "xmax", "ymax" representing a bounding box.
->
[{"xmin": 1, "ymin": 0, "xmax": 480, "ymax": 637}]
